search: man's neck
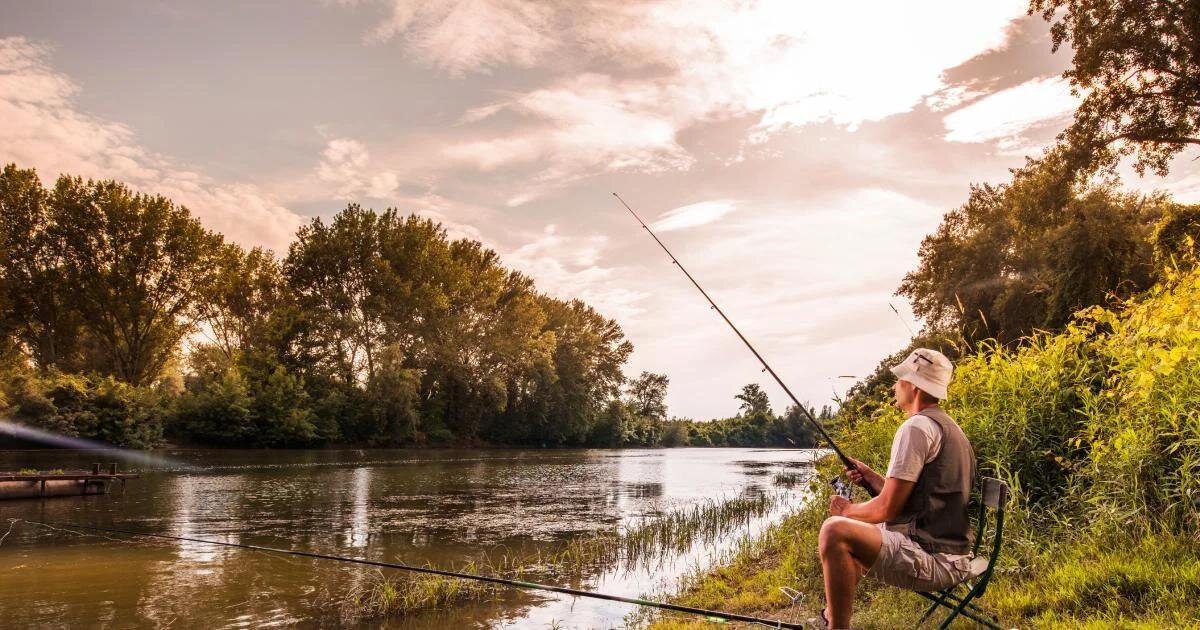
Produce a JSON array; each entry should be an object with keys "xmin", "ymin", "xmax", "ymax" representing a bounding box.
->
[{"xmin": 905, "ymin": 401, "xmax": 938, "ymax": 416}]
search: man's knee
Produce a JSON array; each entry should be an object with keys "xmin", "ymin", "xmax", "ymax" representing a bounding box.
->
[{"xmin": 819, "ymin": 516, "xmax": 855, "ymax": 557}]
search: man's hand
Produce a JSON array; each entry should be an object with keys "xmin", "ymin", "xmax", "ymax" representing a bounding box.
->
[
  {"xmin": 829, "ymin": 494, "xmax": 850, "ymax": 516},
  {"xmin": 845, "ymin": 458, "xmax": 884, "ymax": 495}
]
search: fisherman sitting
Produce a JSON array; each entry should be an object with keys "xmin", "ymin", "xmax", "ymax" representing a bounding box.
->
[{"xmin": 811, "ymin": 348, "xmax": 977, "ymax": 629}]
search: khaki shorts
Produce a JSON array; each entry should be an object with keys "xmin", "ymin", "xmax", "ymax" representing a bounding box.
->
[{"xmin": 865, "ymin": 524, "xmax": 977, "ymax": 591}]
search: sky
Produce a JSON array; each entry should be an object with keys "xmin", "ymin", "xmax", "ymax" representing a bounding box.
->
[{"xmin": 2, "ymin": 1, "xmax": 1198, "ymax": 419}]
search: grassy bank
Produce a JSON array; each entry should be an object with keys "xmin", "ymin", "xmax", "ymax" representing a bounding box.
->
[{"xmin": 652, "ymin": 264, "xmax": 1200, "ymax": 629}]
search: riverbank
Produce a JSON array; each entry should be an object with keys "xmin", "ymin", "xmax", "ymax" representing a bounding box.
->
[
  {"xmin": 649, "ymin": 465, "xmax": 1200, "ymax": 629},
  {"xmin": 654, "ymin": 267, "xmax": 1200, "ymax": 628}
]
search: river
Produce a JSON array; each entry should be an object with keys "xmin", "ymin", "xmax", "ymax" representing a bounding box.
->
[{"xmin": 0, "ymin": 448, "xmax": 820, "ymax": 628}]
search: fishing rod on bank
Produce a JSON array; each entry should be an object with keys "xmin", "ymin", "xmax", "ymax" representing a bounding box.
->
[
  {"xmin": 613, "ymin": 193, "xmax": 876, "ymax": 497},
  {"xmin": 17, "ymin": 519, "xmax": 805, "ymax": 629}
]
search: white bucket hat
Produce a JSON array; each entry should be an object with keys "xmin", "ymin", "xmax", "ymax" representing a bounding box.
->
[{"xmin": 890, "ymin": 348, "xmax": 953, "ymax": 400}]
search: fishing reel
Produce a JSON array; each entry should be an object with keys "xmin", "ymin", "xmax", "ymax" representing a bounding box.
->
[{"xmin": 829, "ymin": 475, "xmax": 853, "ymax": 499}]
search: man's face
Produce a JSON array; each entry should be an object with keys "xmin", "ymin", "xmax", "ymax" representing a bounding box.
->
[{"xmin": 893, "ymin": 378, "xmax": 916, "ymax": 408}]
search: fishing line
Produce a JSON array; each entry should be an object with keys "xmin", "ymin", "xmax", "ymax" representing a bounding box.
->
[
  {"xmin": 14, "ymin": 519, "xmax": 805, "ymax": 629},
  {"xmin": 614, "ymin": 193, "xmax": 874, "ymax": 497}
]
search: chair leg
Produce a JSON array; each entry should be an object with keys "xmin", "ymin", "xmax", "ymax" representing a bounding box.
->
[
  {"xmin": 938, "ymin": 587, "xmax": 984, "ymax": 630},
  {"xmin": 917, "ymin": 588, "xmax": 954, "ymax": 626},
  {"xmin": 917, "ymin": 591, "xmax": 1001, "ymax": 630}
]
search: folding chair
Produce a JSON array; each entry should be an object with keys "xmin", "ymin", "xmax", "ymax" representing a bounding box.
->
[{"xmin": 915, "ymin": 476, "xmax": 1008, "ymax": 629}]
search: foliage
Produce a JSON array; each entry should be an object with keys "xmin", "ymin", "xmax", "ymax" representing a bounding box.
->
[
  {"xmin": 0, "ymin": 165, "xmax": 225, "ymax": 385},
  {"xmin": 735, "ymin": 383, "xmax": 772, "ymax": 417},
  {"xmin": 1, "ymin": 368, "xmax": 167, "ymax": 448},
  {"xmin": 1030, "ymin": 0, "xmax": 1200, "ymax": 177},
  {"xmin": 0, "ymin": 164, "xmax": 662, "ymax": 449},
  {"xmin": 627, "ymin": 371, "xmax": 669, "ymax": 420},
  {"xmin": 897, "ymin": 164, "xmax": 1167, "ymax": 344},
  {"xmin": 1150, "ymin": 201, "xmax": 1200, "ymax": 267}
]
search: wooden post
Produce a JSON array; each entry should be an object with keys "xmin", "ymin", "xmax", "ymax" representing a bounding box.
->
[
  {"xmin": 109, "ymin": 463, "xmax": 117, "ymax": 475},
  {"xmin": 92, "ymin": 463, "xmax": 101, "ymax": 475}
]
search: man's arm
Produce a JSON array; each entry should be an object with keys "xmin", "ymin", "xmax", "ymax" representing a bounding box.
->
[{"xmin": 829, "ymin": 476, "xmax": 915, "ymax": 524}]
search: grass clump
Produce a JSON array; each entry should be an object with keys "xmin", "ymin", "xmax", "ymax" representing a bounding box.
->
[{"xmin": 333, "ymin": 566, "xmax": 498, "ymax": 623}]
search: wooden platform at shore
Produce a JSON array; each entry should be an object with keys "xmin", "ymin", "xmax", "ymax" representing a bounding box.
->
[{"xmin": 0, "ymin": 464, "xmax": 139, "ymax": 500}]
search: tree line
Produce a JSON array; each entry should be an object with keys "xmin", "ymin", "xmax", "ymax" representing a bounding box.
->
[{"xmin": 0, "ymin": 165, "xmax": 827, "ymax": 450}]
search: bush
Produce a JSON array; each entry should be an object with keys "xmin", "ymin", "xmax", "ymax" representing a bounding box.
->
[{"xmin": 2, "ymin": 369, "xmax": 166, "ymax": 448}]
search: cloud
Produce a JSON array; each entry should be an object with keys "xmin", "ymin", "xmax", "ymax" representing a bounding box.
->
[
  {"xmin": 316, "ymin": 137, "xmax": 401, "ymax": 199},
  {"xmin": 942, "ymin": 76, "xmax": 1079, "ymax": 146},
  {"xmin": 501, "ymin": 224, "xmax": 650, "ymax": 321},
  {"xmin": 652, "ymin": 200, "xmax": 737, "ymax": 232},
  {"xmin": 371, "ymin": 1, "xmax": 1030, "ymax": 198},
  {"xmin": 443, "ymin": 73, "xmax": 693, "ymax": 203},
  {"xmin": 361, "ymin": 0, "xmax": 558, "ymax": 75},
  {"xmin": 0, "ymin": 36, "xmax": 304, "ymax": 252}
]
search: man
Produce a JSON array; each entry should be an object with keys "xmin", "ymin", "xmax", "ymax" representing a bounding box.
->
[{"xmin": 811, "ymin": 348, "xmax": 977, "ymax": 629}]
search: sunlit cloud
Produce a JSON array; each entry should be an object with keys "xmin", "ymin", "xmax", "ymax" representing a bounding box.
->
[
  {"xmin": 360, "ymin": 0, "xmax": 558, "ymax": 75},
  {"xmin": 316, "ymin": 136, "xmax": 401, "ymax": 199},
  {"xmin": 502, "ymin": 224, "xmax": 650, "ymax": 321},
  {"xmin": 0, "ymin": 36, "xmax": 304, "ymax": 252},
  {"xmin": 942, "ymin": 76, "xmax": 1079, "ymax": 146},
  {"xmin": 652, "ymin": 200, "xmax": 737, "ymax": 232},
  {"xmin": 375, "ymin": 0, "xmax": 1029, "ymax": 196}
]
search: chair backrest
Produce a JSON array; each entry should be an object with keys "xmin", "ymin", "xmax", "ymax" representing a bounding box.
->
[
  {"xmin": 982, "ymin": 477, "xmax": 1009, "ymax": 512},
  {"xmin": 970, "ymin": 477, "xmax": 1008, "ymax": 595}
]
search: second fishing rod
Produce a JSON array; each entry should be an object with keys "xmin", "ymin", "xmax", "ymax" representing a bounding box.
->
[{"xmin": 614, "ymin": 193, "xmax": 876, "ymax": 498}]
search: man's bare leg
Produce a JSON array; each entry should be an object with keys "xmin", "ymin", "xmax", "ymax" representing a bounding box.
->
[{"xmin": 818, "ymin": 516, "xmax": 883, "ymax": 629}]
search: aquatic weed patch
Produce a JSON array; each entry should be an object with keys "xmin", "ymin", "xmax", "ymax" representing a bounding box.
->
[{"xmin": 331, "ymin": 491, "xmax": 791, "ymax": 622}]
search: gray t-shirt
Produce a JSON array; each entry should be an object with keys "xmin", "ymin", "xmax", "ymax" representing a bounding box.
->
[{"xmin": 885, "ymin": 414, "xmax": 943, "ymax": 482}]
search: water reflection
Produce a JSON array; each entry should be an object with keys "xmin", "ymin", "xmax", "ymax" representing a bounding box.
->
[{"xmin": 344, "ymin": 467, "xmax": 372, "ymax": 549}]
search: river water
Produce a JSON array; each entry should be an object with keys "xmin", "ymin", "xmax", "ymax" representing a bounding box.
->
[{"xmin": 0, "ymin": 448, "xmax": 819, "ymax": 629}]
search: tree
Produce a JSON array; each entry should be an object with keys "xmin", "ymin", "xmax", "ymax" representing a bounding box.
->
[
  {"xmin": 0, "ymin": 165, "xmax": 84, "ymax": 371},
  {"xmin": 1030, "ymin": 0, "xmax": 1200, "ymax": 176},
  {"xmin": 735, "ymin": 383, "xmax": 773, "ymax": 418},
  {"xmin": 627, "ymin": 371, "xmax": 669, "ymax": 420},
  {"xmin": 198, "ymin": 244, "xmax": 284, "ymax": 360},
  {"xmin": 897, "ymin": 162, "xmax": 1162, "ymax": 344},
  {"xmin": 49, "ymin": 176, "xmax": 223, "ymax": 385},
  {"xmin": 1151, "ymin": 202, "xmax": 1200, "ymax": 267},
  {"xmin": 285, "ymin": 206, "xmax": 394, "ymax": 384}
]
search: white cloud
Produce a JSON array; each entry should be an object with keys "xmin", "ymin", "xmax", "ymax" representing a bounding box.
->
[
  {"xmin": 652, "ymin": 200, "xmax": 737, "ymax": 232},
  {"xmin": 363, "ymin": 0, "xmax": 558, "ymax": 75},
  {"xmin": 443, "ymin": 73, "xmax": 692, "ymax": 197},
  {"xmin": 0, "ymin": 36, "xmax": 303, "ymax": 252},
  {"xmin": 942, "ymin": 76, "xmax": 1079, "ymax": 145},
  {"xmin": 316, "ymin": 137, "xmax": 401, "ymax": 199},
  {"xmin": 502, "ymin": 224, "xmax": 650, "ymax": 321}
]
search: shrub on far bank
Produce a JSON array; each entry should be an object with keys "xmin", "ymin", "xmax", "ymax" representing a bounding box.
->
[{"xmin": 1, "ymin": 369, "xmax": 167, "ymax": 449}]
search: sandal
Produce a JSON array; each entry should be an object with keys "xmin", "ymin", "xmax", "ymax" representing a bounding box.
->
[{"xmin": 806, "ymin": 607, "xmax": 831, "ymax": 629}]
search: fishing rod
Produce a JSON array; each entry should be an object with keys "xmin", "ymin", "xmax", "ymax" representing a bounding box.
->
[
  {"xmin": 613, "ymin": 193, "xmax": 875, "ymax": 497},
  {"xmin": 21, "ymin": 519, "xmax": 803, "ymax": 629}
]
